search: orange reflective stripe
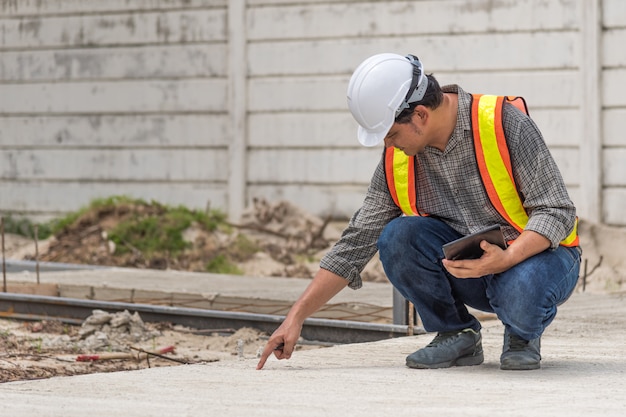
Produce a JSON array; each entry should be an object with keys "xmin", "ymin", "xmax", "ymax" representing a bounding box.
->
[
  {"xmin": 384, "ymin": 147, "xmax": 400, "ymax": 207},
  {"xmin": 473, "ymin": 94, "xmax": 529, "ymax": 233},
  {"xmin": 384, "ymin": 147, "xmax": 419, "ymax": 216},
  {"xmin": 505, "ymin": 96, "xmax": 528, "ymax": 114},
  {"xmin": 494, "ymin": 98, "xmax": 515, "ymax": 182},
  {"xmin": 384, "ymin": 94, "xmax": 579, "ymax": 247},
  {"xmin": 472, "ymin": 94, "xmax": 579, "ymax": 247}
]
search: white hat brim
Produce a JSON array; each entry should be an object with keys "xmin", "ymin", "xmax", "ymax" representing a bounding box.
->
[{"xmin": 357, "ymin": 125, "xmax": 387, "ymax": 147}]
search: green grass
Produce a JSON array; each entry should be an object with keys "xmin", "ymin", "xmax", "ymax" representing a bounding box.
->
[
  {"xmin": 50, "ymin": 195, "xmax": 144, "ymax": 235},
  {"xmin": 1, "ymin": 215, "xmax": 54, "ymax": 240},
  {"xmin": 109, "ymin": 207, "xmax": 191, "ymax": 256},
  {"xmin": 3, "ymin": 195, "xmax": 250, "ymax": 275},
  {"xmin": 205, "ymin": 254, "xmax": 243, "ymax": 275},
  {"xmin": 3, "ymin": 195, "xmax": 228, "ymax": 256},
  {"xmin": 93, "ymin": 197, "xmax": 227, "ymax": 257}
]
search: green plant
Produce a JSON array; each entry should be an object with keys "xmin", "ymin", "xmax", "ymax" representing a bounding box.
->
[
  {"xmin": 228, "ymin": 234, "xmax": 259, "ymax": 262},
  {"xmin": 0, "ymin": 215, "xmax": 53, "ymax": 240},
  {"xmin": 44, "ymin": 195, "xmax": 228, "ymax": 259},
  {"xmin": 48, "ymin": 195, "xmax": 147, "ymax": 234},
  {"xmin": 31, "ymin": 338, "xmax": 43, "ymax": 353},
  {"xmin": 109, "ymin": 204, "xmax": 225, "ymax": 257},
  {"xmin": 205, "ymin": 254, "xmax": 242, "ymax": 275}
]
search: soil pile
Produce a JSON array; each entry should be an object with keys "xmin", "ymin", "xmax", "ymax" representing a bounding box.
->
[{"xmin": 11, "ymin": 197, "xmax": 370, "ymax": 280}]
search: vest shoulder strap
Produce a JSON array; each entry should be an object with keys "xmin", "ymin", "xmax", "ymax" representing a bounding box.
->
[
  {"xmin": 471, "ymin": 94, "xmax": 579, "ymax": 247},
  {"xmin": 384, "ymin": 147, "xmax": 420, "ymax": 216}
]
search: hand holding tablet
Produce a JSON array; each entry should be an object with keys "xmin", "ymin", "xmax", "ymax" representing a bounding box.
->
[{"xmin": 442, "ymin": 225, "xmax": 508, "ymax": 260}]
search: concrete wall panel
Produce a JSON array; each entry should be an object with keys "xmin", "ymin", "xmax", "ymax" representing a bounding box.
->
[
  {"xmin": 603, "ymin": 149, "xmax": 626, "ymax": 187},
  {"xmin": 249, "ymin": 32, "xmax": 579, "ymax": 77},
  {"xmin": 0, "ymin": 1, "xmax": 226, "ymax": 16},
  {"xmin": 527, "ymin": 109, "xmax": 581, "ymax": 147},
  {"xmin": 248, "ymin": 184, "xmax": 370, "ymax": 219},
  {"xmin": 603, "ymin": 0, "xmax": 626, "ymax": 27},
  {"xmin": 0, "ymin": 79, "xmax": 227, "ymax": 113},
  {"xmin": 0, "ymin": 115, "xmax": 229, "ymax": 147},
  {"xmin": 603, "ymin": 29, "xmax": 626, "ymax": 67},
  {"xmin": 0, "ymin": 44, "xmax": 227, "ymax": 82},
  {"xmin": 249, "ymin": 71, "xmax": 579, "ymax": 114},
  {"xmin": 603, "ymin": 189, "xmax": 626, "ymax": 225},
  {"xmin": 247, "ymin": 109, "xmax": 578, "ymax": 150},
  {"xmin": 248, "ymin": 149, "xmax": 380, "ymax": 184},
  {"xmin": 0, "ymin": 182, "xmax": 226, "ymax": 216},
  {"xmin": 248, "ymin": 0, "xmax": 579, "ymax": 40},
  {"xmin": 602, "ymin": 69, "xmax": 626, "ymax": 108},
  {"xmin": 0, "ymin": 9, "xmax": 226, "ymax": 49},
  {"xmin": 248, "ymin": 113, "xmax": 357, "ymax": 148},
  {"xmin": 604, "ymin": 110, "xmax": 626, "ymax": 146},
  {"xmin": 0, "ymin": 149, "xmax": 228, "ymax": 181},
  {"xmin": 0, "ymin": 0, "xmax": 622, "ymax": 225}
]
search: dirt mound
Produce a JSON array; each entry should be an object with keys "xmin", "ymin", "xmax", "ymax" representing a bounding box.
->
[
  {"xmin": 13, "ymin": 197, "xmax": 370, "ymax": 280},
  {"xmin": 27, "ymin": 199, "xmax": 235, "ymax": 272}
]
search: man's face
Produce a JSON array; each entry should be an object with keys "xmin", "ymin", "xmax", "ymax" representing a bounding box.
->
[{"xmin": 383, "ymin": 114, "xmax": 426, "ymax": 156}]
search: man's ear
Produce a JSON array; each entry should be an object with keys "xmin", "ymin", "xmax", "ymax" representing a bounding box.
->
[{"xmin": 412, "ymin": 105, "xmax": 428, "ymax": 124}]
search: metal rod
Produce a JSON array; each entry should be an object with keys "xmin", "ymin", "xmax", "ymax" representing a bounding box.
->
[
  {"xmin": 1, "ymin": 217, "xmax": 6, "ymax": 293},
  {"xmin": 0, "ymin": 292, "xmax": 425, "ymax": 345},
  {"xmin": 34, "ymin": 224, "xmax": 40, "ymax": 285},
  {"xmin": 407, "ymin": 301, "xmax": 415, "ymax": 336}
]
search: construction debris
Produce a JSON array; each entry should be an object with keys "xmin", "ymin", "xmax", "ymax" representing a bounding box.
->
[
  {"xmin": 77, "ymin": 309, "xmax": 160, "ymax": 352},
  {"xmin": 4, "ymin": 197, "xmax": 361, "ymax": 280},
  {"xmin": 0, "ymin": 315, "xmax": 274, "ymax": 383},
  {"xmin": 239, "ymin": 197, "xmax": 332, "ymax": 253},
  {"xmin": 76, "ymin": 345, "xmax": 175, "ymax": 362}
]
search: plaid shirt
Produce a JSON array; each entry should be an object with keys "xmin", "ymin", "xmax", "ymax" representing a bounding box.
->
[{"xmin": 321, "ymin": 85, "xmax": 577, "ymax": 289}]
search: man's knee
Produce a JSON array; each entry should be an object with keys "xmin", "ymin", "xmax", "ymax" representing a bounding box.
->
[{"xmin": 379, "ymin": 217, "xmax": 441, "ymax": 248}]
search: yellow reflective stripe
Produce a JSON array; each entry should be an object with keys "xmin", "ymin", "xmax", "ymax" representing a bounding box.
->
[
  {"xmin": 561, "ymin": 218, "xmax": 579, "ymax": 246},
  {"xmin": 477, "ymin": 95, "xmax": 529, "ymax": 231},
  {"xmin": 392, "ymin": 147, "xmax": 415, "ymax": 215}
]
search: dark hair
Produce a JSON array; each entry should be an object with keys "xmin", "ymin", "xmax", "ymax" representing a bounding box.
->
[{"xmin": 395, "ymin": 74, "xmax": 444, "ymax": 124}]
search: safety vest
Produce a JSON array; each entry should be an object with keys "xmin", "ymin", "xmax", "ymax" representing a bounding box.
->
[{"xmin": 384, "ymin": 94, "xmax": 579, "ymax": 247}]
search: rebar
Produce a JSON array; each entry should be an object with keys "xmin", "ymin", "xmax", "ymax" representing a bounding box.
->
[{"xmin": 1, "ymin": 217, "xmax": 6, "ymax": 293}]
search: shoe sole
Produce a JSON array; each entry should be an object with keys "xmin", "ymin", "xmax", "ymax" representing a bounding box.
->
[
  {"xmin": 500, "ymin": 362, "xmax": 541, "ymax": 371},
  {"xmin": 406, "ymin": 352, "xmax": 484, "ymax": 369}
]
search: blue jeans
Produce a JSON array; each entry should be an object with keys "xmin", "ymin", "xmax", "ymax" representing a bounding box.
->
[{"xmin": 378, "ymin": 216, "xmax": 581, "ymax": 340}]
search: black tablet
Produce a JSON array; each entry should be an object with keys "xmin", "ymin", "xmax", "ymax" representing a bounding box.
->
[{"xmin": 442, "ymin": 224, "xmax": 507, "ymax": 260}]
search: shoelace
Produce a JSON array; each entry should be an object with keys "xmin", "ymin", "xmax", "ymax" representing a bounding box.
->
[
  {"xmin": 427, "ymin": 331, "xmax": 462, "ymax": 348},
  {"xmin": 507, "ymin": 335, "xmax": 529, "ymax": 351}
]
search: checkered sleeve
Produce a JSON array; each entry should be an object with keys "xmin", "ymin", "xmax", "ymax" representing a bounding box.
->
[
  {"xmin": 320, "ymin": 156, "xmax": 402, "ymax": 289},
  {"xmin": 503, "ymin": 104, "xmax": 577, "ymax": 248}
]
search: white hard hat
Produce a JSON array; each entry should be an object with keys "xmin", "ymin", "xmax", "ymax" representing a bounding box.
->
[{"xmin": 347, "ymin": 53, "xmax": 427, "ymax": 147}]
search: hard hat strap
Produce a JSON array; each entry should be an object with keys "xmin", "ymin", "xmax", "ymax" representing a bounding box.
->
[{"xmin": 395, "ymin": 55, "xmax": 428, "ymax": 118}]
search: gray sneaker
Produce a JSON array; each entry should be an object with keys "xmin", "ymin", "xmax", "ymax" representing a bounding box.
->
[
  {"xmin": 406, "ymin": 328, "xmax": 484, "ymax": 369},
  {"xmin": 500, "ymin": 329, "xmax": 541, "ymax": 370}
]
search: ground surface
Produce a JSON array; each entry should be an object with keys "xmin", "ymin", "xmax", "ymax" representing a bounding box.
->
[
  {"xmin": 1, "ymin": 200, "xmax": 625, "ymax": 384},
  {"xmin": 1, "ymin": 293, "xmax": 625, "ymax": 417},
  {"xmin": 0, "ymin": 199, "xmax": 349, "ymax": 383},
  {"xmin": 0, "ymin": 314, "xmax": 283, "ymax": 383}
]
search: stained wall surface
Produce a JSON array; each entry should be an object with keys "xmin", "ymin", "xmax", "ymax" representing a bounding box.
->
[{"xmin": 0, "ymin": 0, "xmax": 623, "ymax": 225}]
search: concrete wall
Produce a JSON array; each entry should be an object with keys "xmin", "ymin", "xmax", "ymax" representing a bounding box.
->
[{"xmin": 0, "ymin": 0, "xmax": 624, "ymax": 226}]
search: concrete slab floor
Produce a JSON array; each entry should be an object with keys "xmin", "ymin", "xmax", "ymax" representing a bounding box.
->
[{"xmin": 0, "ymin": 293, "xmax": 624, "ymax": 417}]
